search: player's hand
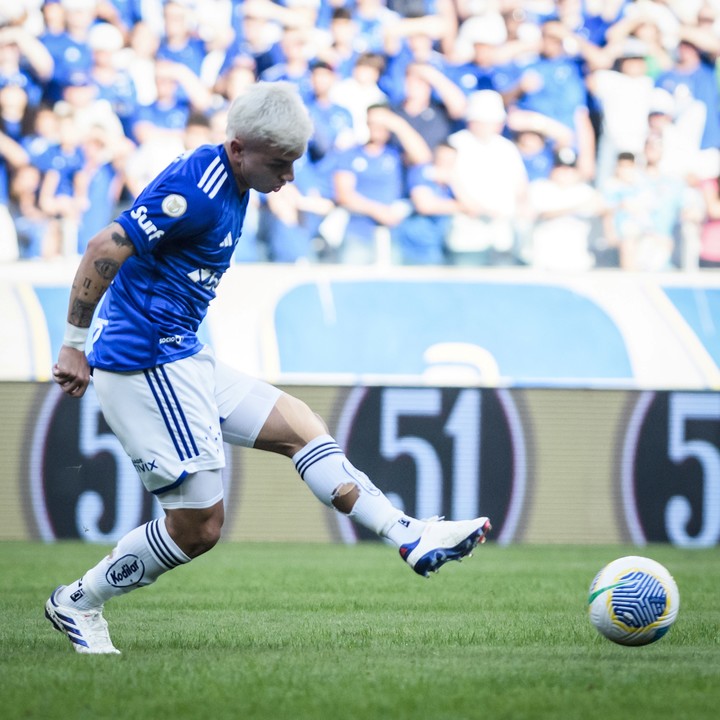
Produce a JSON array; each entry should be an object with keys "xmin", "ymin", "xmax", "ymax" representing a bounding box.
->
[{"xmin": 53, "ymin": 346, "xmax": 91, "ymax": 398}]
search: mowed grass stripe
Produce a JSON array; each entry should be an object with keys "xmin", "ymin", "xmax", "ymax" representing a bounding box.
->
[{"xmin": 0, "ymin": 542, "xmax": 717, "ymax": 720}]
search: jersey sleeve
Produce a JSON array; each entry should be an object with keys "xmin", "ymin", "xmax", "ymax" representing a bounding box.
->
[{"xmin": 116, "ymin": 161, "xmax": 219, "ymax": 255}]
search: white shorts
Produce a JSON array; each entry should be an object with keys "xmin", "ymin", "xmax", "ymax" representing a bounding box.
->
[{"xmin": 93, "ymin": 346, "xmax": 282, "ymax": 495}]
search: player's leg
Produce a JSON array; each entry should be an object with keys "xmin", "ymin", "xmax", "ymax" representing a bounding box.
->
[
  {"xmin": 216, "ymin": 365, "xmax": 491, "ymax": 576},
  {"xmin": 46, "ymin": 351, "xmax": 227, "ymax": 654},
  {"xmin": 45, "ymin": 474, "xmax": 223, "ymax": 654}
]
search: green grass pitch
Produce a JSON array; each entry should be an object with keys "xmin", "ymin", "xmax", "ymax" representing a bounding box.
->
[{"xmin": 1, "ymin": 541, "xmax": 718, "ymax": 720}]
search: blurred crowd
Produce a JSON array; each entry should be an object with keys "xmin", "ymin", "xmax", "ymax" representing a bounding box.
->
[{"xmin": 1, "ymin": 0, "xmax": 720, "ymax": 270}]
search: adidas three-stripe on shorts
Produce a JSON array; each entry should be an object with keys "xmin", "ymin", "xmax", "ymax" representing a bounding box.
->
[{"xmin": 93, "ymin": 345, "xmax": 281, "ymax": 495}]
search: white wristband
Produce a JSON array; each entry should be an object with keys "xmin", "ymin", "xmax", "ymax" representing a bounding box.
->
[{"xmin": 63, "ymin": 323, "xmax": 89, "ymax": 351}]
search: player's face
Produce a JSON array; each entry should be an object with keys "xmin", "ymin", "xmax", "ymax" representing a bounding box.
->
[{"xmin": 228, "ymin": 139, "xmax": 302, "ymax": 194}]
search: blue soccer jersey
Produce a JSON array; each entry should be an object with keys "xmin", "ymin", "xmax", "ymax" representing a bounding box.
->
[{"xmin": 88, "ymin": 144, "xmax": 249, "ymax": 371}]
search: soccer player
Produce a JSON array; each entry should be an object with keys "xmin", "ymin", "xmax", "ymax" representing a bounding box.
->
[{"xmin": 45, "ymin": 82, "xmax": 491, "ymax": 655}]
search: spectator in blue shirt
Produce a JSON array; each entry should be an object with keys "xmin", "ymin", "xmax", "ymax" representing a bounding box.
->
[
  {"xmin": 396, "ymin": 140, "xmax": 459, "ymax": 264},
  {"xmin": 333, "ymin": 103, "xmax": 431, "ymax": 264},
  {"xmin": 655, "ymin": 37, "xmax": 720, "ymax": 172},
  {"xmin": 156, "ymin": 0, "xmax": 207, "ymax": 78},
  {"xmin": 0, "ymin": 128, "xmax": 29, "ymax": 261},
  {"xmin": 87, "ymin": 22, "xmax": 139, "ymax": 139},
  {"xmin": 131, "ymin": 59, "xmax": 211, "ymax": 146},
  {"xmin": 505, "ymin": 19, "xmax": 597, "ymax": 180},
  {"xmin": 259, "ymin": 26, "xmax": 314, "ymax": 103},
  {"xmin": 451, "ymin": 12, "xmax": 521, "ymax": 97},
  {"xmin": 220, "ymin": 5, "xmax": 283, "ymax": 81},
  {"xmin": 315, "ymin": 7, "xmax": 360, "ymax": 80},
  {"xmin": 37, "ymin": 107, "xmax": 85, "ymax": 256},
  {"xmin": 43, "ymin": 0, "xmax": 97, "ymax": 104},
  {"xmin": 0, "ymin": 26, "xmax": 54, "ymax": 107},
  {"xmin": 305, "ymin": 59, "xmax": 356, "ymax": 163}
]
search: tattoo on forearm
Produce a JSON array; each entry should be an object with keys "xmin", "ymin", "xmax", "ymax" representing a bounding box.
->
[
  {"xmin": 94, "ymin": 258, "xmax": 120, "ymax": 279},
  {"xmin": 69, "ymin": 299, "xmax": 97, "ymax": 327},
  {"xmin": 67, "ymin": 225, "xmax": 131, "ymax": 327}
]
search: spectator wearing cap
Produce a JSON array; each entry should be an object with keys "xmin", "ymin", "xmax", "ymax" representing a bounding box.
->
[
  {"xmin": 449, "ymin": 13, "xmax": 522, "ymax": 98},
  {"xmin": 586, "ymin": 37, "xmax": 656, "ymax": 186},
  {"xmin": 526, "ymin": 146, "xmax": 605, "ymax": 271},
  {"xmin": 446, "ymin": 89, "xmax": 528, "ymax": 266}
]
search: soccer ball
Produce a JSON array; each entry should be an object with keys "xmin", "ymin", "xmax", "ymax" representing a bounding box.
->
[{"xmin": 587, "ymin": 555, "xmax": 680, "ymax": 646}]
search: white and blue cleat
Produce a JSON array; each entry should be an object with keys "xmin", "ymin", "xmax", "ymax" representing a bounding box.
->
[
  {"xmin": 400, "ymin": 517, "xmax": 491, "ymax": 578},
  {"xmin": 45, "ymin": 586, "xmax": 120, "ymax": 654}
]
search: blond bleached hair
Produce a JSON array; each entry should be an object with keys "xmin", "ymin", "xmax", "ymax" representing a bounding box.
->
[{"xmin": 225, "ymin": 81, "xmax": 314, "ymax": 155}]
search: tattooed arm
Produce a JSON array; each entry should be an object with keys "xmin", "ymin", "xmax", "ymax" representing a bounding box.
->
[{"xmin": 53, "ymin": 223, "xmax": 136, "ymax": 398}]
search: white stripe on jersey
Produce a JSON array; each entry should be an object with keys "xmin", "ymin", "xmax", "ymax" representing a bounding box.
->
[
  {"xmin": 196, "ymin": 156, "xmax": 229, "ymax": 199},
  {"xmin": 203, "ymin": 165, "xmax": 227, "ymax": 200},
  {"xmin": 197, "ymin": 156, "xmax": 220, "ymax": 190}
]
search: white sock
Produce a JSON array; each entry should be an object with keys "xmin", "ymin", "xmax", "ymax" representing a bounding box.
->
[
  {"xmin": 293, "ymin": 435, "xmax": 425, "ymax": 546},
  {"xmin": 57, "ymin": 518, "xmax": 190, "ymax": 609}
]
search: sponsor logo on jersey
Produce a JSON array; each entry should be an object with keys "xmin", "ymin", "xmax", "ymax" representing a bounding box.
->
[
  {"xmin": 197, "ymin": 156, "xmax": 228, "ymax": 199},
  {"xmin": 161, "ymin": 194, "xmax": 187, "ymax": 217},
  {"xmin": 158, "ymin": 334, "xmax": 185, "ymax": 345},
  {"xmin": 130, "ymin": 205, "xmax": 165, "ymax": 241},
  {"xmin": 106, "ymin": 554, "xmax": 145, "ymax": 588},
  {"xmin": 220, "ymin": 232, "xmax": 233, "ymax": 248},
  {"xmin": 187, "ymin": 267, "xmax": 222, "ymax": 290}
]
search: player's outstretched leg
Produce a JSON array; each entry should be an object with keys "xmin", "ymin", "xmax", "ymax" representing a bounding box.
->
[
  {"xmin": 293, "ymin": 435, "xmax": 491, "ymax": 577},
  {"xmin": 398, "ymin": 516, "xmax": 491, "ymax": 578}
]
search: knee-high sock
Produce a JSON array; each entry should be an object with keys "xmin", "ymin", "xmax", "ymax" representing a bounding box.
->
[
  {"xmin": 56, "ymin": 518, "xmax": 190, "ymax": 610},
  {"xmin": 293, "ymin": 434, "xmax": 425, "ymax": 545}
]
